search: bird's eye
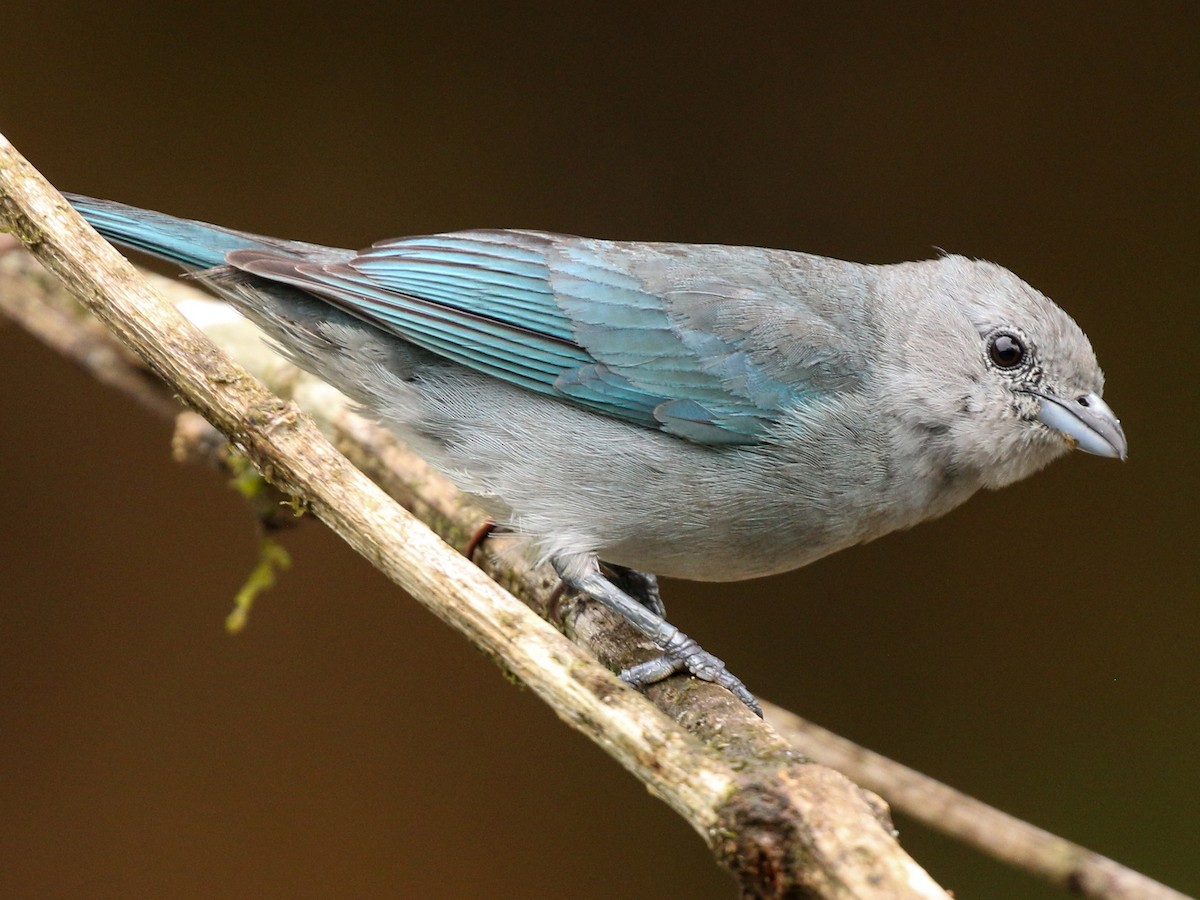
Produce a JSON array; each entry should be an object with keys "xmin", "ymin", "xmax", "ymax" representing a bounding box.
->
[{"xmin": 988, "ymin": 332, "xmax": 1026, "ymax": 369}]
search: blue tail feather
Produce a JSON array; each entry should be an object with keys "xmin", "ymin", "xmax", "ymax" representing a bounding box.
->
[{"xmin": 66, "ymin": 194, "xmax": 293, "ymax": 270}]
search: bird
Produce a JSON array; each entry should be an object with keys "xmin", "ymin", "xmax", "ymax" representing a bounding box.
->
[{"xmin": 66, "ymin": 193, "xmax": 1127, "ymax": 716}]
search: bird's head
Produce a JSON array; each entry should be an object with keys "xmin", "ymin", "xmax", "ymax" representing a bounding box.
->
[{"xmin": 880, "ymin": 256, "xmax": 1126, "ymax": 490}]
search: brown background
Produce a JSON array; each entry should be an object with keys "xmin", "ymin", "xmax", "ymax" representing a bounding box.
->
[{"xmin": 2, "ymin": 4, "xmax": 1197, "ymax": 898}]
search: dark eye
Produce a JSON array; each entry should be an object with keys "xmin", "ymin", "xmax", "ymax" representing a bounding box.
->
[{"xmin": 988, "ymin": 332, "xmax": 1026, "ymax": 369}]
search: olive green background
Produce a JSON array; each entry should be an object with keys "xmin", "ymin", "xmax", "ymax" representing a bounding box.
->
[{"xmin": 2, "ymin": 4, "xmax": 1197, "ymax": 898}]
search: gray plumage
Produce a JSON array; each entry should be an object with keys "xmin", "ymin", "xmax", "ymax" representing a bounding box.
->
[{"xmin": 68, "ymin": 195, "xmax": 1127, "ymax": 713}]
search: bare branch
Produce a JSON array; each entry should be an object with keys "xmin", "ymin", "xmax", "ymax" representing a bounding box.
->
[
  {"xmin": 765, "ymin": 705, "xmax": 1191, "ymax": 900},
  {"xmin": 4, "ymin": 155, "xmax": 1188, "ymax": 900},
  {"xmin": 0, "ymin": 233, "xmax": 179, "ymax": 418},
  {"xmin": 3, "ymin": 167, "xmax": 1188, "ymax": 900},
  {"xmin": 1, "ymin": 132, "xmax": 954, "ymax": 898}
]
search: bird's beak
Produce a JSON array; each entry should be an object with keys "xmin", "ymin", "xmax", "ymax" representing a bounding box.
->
[{"xmin": 1028, "ymin": 390, "xmax": 1127, "ymax": 460}]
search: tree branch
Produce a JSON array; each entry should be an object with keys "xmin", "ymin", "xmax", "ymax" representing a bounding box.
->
[
  {"xmin": 5, "ymin": 142, "xmax": 1188, "ymax": 900},
  {"xmin": 0, "ymin": 133, "xmax": 956, "ymax": 898},
  {"xmin": 765, "ymin": 706, "xmax": 1190, "ymax": 900}
]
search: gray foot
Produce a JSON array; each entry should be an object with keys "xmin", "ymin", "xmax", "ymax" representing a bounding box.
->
[{"xmin": 554, "ymin": 556, "xmax": 761, "ymax": 717}]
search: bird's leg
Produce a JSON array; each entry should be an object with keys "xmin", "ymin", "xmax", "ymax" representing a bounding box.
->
[
  {"xmin": 601, "ymin": 563, "xmax": 666, "ymax": 617},
  {"xmin": 553, "ymin": 556, "xmax": 762, "ymax": 716}
]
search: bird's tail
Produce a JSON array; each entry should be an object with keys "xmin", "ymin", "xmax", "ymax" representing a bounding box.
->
[{"xmin": 65, "ymin": 194, "xmax": 303, "ymax": 270}]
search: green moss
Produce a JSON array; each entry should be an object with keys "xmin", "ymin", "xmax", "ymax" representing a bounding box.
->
[
  {"xmin": 225, "ymin": 451, "xmax": 265, "ymax": 500},
  {"xmin": 225, "ymin": 537, "xmax": 292, "ymax": 634}
]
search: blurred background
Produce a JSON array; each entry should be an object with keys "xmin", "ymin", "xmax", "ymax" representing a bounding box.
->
[{"xmin": 1, "ymin": 4, "xmax": 1196, "ymax": 898}]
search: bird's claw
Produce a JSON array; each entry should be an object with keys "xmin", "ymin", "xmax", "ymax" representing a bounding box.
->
[
  {"xmin": 554, "ymin": 559, "xmax": 761, "ymax": 716},
  {"xmin": 620, "ymin": 638, "xmax": 763, "ymax": 717},
  {"xmin": 620, "ymin": 655, "xmax": 686, "ymax": 686}
]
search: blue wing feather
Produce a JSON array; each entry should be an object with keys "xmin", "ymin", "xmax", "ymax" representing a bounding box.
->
[
  {"xmin": 279, "ymin": 263, "xmax": 592, "ymax": 384},
  {"xmin": 236, "ymin": 232, "xmax": 798, "ymax": 442},
  {"xmin": 68, "ymin": 194, "xmax": 855, "ymax": 446},
  {"xmin": 231, "ymin": 232, "xmax": 826, "ymax": 444}
]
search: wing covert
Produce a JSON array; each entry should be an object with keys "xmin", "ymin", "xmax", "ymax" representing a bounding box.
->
[{"xmin": 228, "ymin": 230, "xmax": 864, "ymax": 444}]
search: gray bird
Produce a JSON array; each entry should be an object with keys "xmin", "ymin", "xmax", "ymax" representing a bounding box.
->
[{"xmin": 67, "ymin": 194, "xmax": 1127, "ymax": 715}]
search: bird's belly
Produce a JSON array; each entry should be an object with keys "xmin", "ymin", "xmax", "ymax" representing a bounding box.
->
[
  {"xmin": 390, "ymin": 369, "xmax": 976, "ymax": 584},
  {"xmin": 598, "ymin": 527, "xmax": 856, "ymax": 582},
  {"xmin": 498, "ymin": 455, "xmax": 911, "ymax": 582}
]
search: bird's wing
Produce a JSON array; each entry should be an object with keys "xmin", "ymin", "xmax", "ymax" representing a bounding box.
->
[{"xmin": 228, "ymin": 229, "xmax": 864, "ymax": 445}]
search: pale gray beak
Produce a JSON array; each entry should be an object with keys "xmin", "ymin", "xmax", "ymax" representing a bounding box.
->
[{"xmin": 1029, "ymin": 390, "xmax": 1127, "ymax": 460}]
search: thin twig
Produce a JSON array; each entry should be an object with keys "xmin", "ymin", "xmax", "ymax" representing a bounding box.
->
[
  {"xmin": 0, "ymin": 235, "xmax": 179, "ymax": 417},
  {"xmin": 0, "ymin": 131, "xmax": 954, "ymax": 898},
  {"xmin": 765, "ymin": 706, "xmax": 1191, "ymax": 900}
]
